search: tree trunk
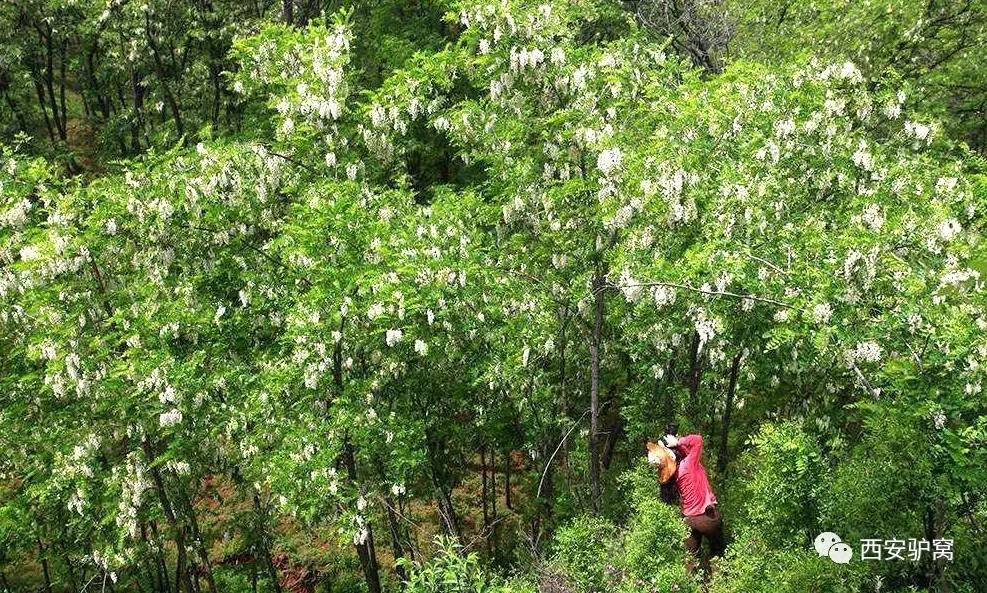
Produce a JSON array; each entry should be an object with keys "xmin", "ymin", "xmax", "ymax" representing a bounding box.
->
[
  {"xmin": 588, "ymin": 265, "xmax": 605, "ymax": 514},
  {"xmin": 37, "ymin": 540, "xmax": 52, "ymax": 593},
  {"xmin": 504, "ymin": 452, "xmax": 512, "ymax": 510},
  {"xmin": 144, "ymin": 16, "xmax": 185, "ymax": 141},
  {"xmin": 61, "ymin": 546, "xmax": 79, "ymax": 593},
  {"xmin": 282, "ymin": 0, "xmax": 294, "ymax": 24},
  {"xmin": 41, "ymin": 29, "xmax": 66, "ymax": 141},
  {"xmin": 481, "ymin": 446, "xmax": 490, "ymax": 532},
  {"xmin": 32, "ymin": 76, "xmax": 56, "ymax": 142},
  {"xmin": 176, "ymin": 490, "xmax": 217, "ymax": 593},
  {"xmin": 139, "ymin": 523, "xmax": 163, "ymax": 593},
  {"xmin": 490, "ymin": 449, "xmax": 498, "ymax": 556},
  {"xmin": 601, "ymin": 404, "xmax": 623, "ymax": 471},
  {"xmin": 342, "ymin": 441, "xmax": 382, "ymax": 593},
  {"xmin": 717, "ymin": 352, "xmax": 742, "ymax": 475},
  {"xmin": 687, "ymin": 331, "xmax": 703, "ymax": 418},
  {"xmin": 490, "ymin": 450, "xmax": 497, "ymax": 517},
  {"xmin": 431, "ymin": 477, "xmax": 459, "ymax": 538},
  {"xmin": 131, "ymin": 68, "xmax": 145, "ymax": 152},
  {"xmin": 532, "ymin": 436, "xmax": 555, "ymax": 545},
  {"xmin": 251, "ymin": 492, "xmax": 282, "ymax": 593},
  {"xmin": 426, "ymin": 434, "xmax": 460, "ymax": 538},
  {"xmin": 383, "ymin": 496, "xmax": 408, "ymax": 583},
  {"xmin": 148, "ymin": 521, "xmax": 172, "ymax": 593},
  {"xmin": 58, "ymin": 38, "xmax": 67, "ymax": 140},
  {"xmin": 142, "ymin": 440, "xmax": 196, "ymax": 593},
  {"xmin": 2, "ymin": 90, "xmax": 29, "ymax": 132}
]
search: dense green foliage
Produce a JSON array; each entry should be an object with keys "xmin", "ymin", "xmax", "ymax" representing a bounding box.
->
[{"xmin": 2, "ymin": 1, "xmax": 986, "ymax": 593}]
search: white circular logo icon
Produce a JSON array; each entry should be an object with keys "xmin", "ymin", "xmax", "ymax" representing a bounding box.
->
[{"xmin": 815, "ymin": 532, "xmax": 853, "ymax": 563}]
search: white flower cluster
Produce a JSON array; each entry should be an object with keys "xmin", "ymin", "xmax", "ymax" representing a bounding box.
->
[
  {"xmin": 938, "ymin": 267, "xmax": 980, "ymax": 291},
  {"xmin": 385, "ymin": 328, "xmax": 403, "ymax": 347},
  {"xmin": 159, "ymin": 408, "xmax": 183, "ymax": 427},
  {"xmin": 817, "ymin": 61, "xmax": 864, "ymax": 84},
  {"xmin": 811, "ymin": 302, "xmax": 833, "ymax": 324},
  {"xmin": 693, "ymin": 309, "xmax": 721, "ymax": 353},
  {"xmin": 596, "ymin": 148, "xmax": 623, "ymax": 175},
  {"xmin": 651, "ymin": 285, "xmax": 676, "ymax": 308},
  {"xmin": 904, "ymin": 120, "xmax": 932, "ymax": 142},
  {"xmin": 116, "ymin": 455, "xmax": 153, "ymax": 538},
  {"xmin": 861, "ymin": 203, "xmax": 884, "ymax": 230},
  {"xmin": 848, "ymin": 340, "xmax": 882, "ymax": 364},
  {"xmin": 510, "ymin": 46, "xmax": 545, "ymax": 70},
  {"xmin": 851, "ymin": 140, "xmax": 874, "ymax": 171},
  {"xmin": 937, "ymin": 218, "xmax": 962, "ymax": 242},
  {"xmin": 880, "ymin": 90, "xmax": 907, "ymax": 119},
  {"xmin": 1, "ymin": 198, "xmax": 31, "ymax": 227},
  {"xmin": 618, "ymin": 269, "xmax": 643, "ymax": 302}
]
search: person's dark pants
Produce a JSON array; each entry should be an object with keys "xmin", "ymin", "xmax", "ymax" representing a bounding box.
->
[{"xmin": 683, "ymin": 505, "xmax": 724, "ymax": 576}]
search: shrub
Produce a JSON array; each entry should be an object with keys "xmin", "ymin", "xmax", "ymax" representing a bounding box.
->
[
  {"xmin": 621, "ymin": 497, "xmax": 696, "ymax": 593},
  {"xmin": 732, "ymin": 421, "xmax": 827, "ymax": 548},
  {"xmin": 709, "ymin": 421, "xmax": 870, "ymax": 593},
  {"xmin": 707, "ymin": 541, "xmax": 866, "ymax": 593},
  {"xmin": 550, "ymin": 515, "xmax": 621, "ymax": 593},
  {"xmin": 619, "ymin": 462, "xmax": 695, "ymax": 592},
  {"xmin": 401, "ymin": 537, "xmax": 497, "ymax": 593}
]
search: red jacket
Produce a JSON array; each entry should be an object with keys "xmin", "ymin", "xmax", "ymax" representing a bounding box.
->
[{"xmin": 674, "ymin": 434, "xmax": 718, "ymax": 516}]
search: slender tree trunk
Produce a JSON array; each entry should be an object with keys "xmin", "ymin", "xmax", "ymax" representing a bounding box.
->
[
  {"xmin": 481, "ymin": 446, "xmax": 489, "ymax": 532},
  {"xmin": 601, "ymin": 403, "xmax": 623, "ymax": 471},
  {"xmin": 342, "ymin": 441, "xmax": 382, "ymax": 593},
  {"xmin": 282, "ymin": 0, "xmax": 293, "ymax": 24},
  {"xmin": 42, "ymin": 30, "xmax": 66, "ymax": 141},
  {"xmin": 86, "ymin": 45, "xmax": 112, "ymax": 120},
  {"xmin": 425, "ymin": 434, "xmax": 460, "ymax": 538},
  {"xmin": 148, "ymin": 521, "xmax": 172, "ymax": 593},
  {"xmin": 32, "ymin": 76, "xmax": 56, "ymax": 142},
  {"xmin": 383, "ymin": 496, "xmax": 408, "ymax": 583},
  {"xmin": 140, "ymin": 523, "xmax": 163, "ymax": 593},
  {"xmin": 504, "ymin": 452, "xmax": 512, "ymax": 510},
  {"xmin": 132, "ymin": 68, "xmax": 145, "ymax": 152},
  {"xmin": 58, "ymin": 38, "xmax": 67, "ymax": 139},
  {"xmin": 144, "ymin": 17, "xmax": 185, "ymax": 141},
  {"xmin": 250, "ymin": 492, "xmax": 282, "ymax": 593},
  {"xmin": 490, "ymin": 450, "xmax": 497, "ymax": 518},
  {"xmin": 37, "ymin": 540, "xmax": 53, "ymax": 593},
  {"xmin": 588, "ymin": 265, "xmax": 605, "ymax": 514},
  {"xmin": 61, "ymin": 546, "xmax": 79, "ymax": 593},
  {"xmin": 687, "ymin": 331, "xmax": 703, "ymax": 418},
  {"xmin": 331, "ymin": 321, "xmax": 381, "ymax": 593},
  {"xmin": 142, "ymin": 441, "xmax": 195, "ymax": 593},
  {"xmin": 717, "ymin": 352, "xmax": 742, "ymax": 475},
  {"xmin": 2, "ymin": 90, "xmax": 29, "ymax": 132},
  {"xmin": 533, "ymin": 436, "xmax": 555, "ymax": 544},
  {"xmin": 490, "ymin": 450, "xmax": 498, "ymax": 556},
  {"xmin": 176, "ymin": 490, "xmax": 217, "ymax": 593},
  {"xmin": 431, "ymin": 474, "xmax": 459, "ymax": 538},
  {"xmin": 398, "ymin": 496, "xmax": 418, "ymax": 561}
]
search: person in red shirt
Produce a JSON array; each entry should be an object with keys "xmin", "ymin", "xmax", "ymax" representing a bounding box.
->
[{"xmin": 649, "ymin": 433, "xmax": 724, "ymax": 575}]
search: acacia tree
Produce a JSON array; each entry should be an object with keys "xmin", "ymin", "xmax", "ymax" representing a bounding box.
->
[{"xmin": 2, "ymin": 1, "xmax": 987, "ymax": 592}]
